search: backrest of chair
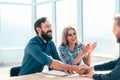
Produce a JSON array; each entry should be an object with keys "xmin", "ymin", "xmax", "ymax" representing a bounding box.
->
[{"xmin": 10, "ymin": 66, "xmax": 21, "ymax": 77}]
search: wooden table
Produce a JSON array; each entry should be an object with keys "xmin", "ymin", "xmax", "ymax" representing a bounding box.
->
[{"xmin": 7, "ymin": 73, "xmax": 93, "ymax": 80}]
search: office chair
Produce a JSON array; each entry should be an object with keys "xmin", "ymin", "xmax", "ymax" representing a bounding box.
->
[{"xmin": 10, "ymin": 66, "xmax": 21, "ymax": 77}]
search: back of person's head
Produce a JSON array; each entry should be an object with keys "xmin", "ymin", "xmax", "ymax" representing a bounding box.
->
[
  {"xmin": 114, "ymin": 14, "xmax": 120, "ymax": 43},
  {"xmin": 114, "ymin": 14, "xmax": 120, "ymax": 27},
  {"xmin": 61, "ymin": 26, "xmax": 78, "ymax": 46},
  {"xmin": 34, "ymin": 17, "xmax": 47, "ymax": 34}
]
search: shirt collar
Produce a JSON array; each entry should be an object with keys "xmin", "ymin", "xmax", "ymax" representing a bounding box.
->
[
  {"xmin": 36, "ymin": 35, "xmax": 45, "ymax": 44},
  {"xmin": 66, "ymin": 44, "xmax": 82, "ymax": 51},
  {"xmin": 36, "ymin": 35, "xmax": 49, "ymax": 45}
]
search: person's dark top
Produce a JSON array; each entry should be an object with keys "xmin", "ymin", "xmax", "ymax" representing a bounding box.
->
[
  {"xmin": 93, "ymin": 57, "xmax": 120, "ymax": 80},
  {"xmin": 18, "ymin": 35, "xmax": 61, "ymax": 76}
]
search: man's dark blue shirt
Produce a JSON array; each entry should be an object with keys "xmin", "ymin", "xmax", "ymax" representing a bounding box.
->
[
  {"xmin": 93, "ymin": 57, "xmax": 120, "ymax": 80},
  {"xmin": 19, "ymin": 36, "xmax": 61, "ymax": 75}
]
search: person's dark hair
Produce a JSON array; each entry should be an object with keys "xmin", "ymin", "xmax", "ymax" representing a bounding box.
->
[{"xmin": 34, "ymin": 17, "xmax": 47, "ymax": 34}]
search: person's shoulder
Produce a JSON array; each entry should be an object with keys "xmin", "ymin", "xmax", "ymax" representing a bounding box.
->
[
  {"xmin": 117, "ymin": 57, "xmax": 120, "ymax": 62},
  {"xmin": 59, "ymin": 45, "xmax": 67, "ymax": 50},
  {"xmin": 58, "ymin": 45, "xmax": 67, "ymax": 54},
  {"xmin": 48, "ymin": 41, "xmax": 54, "ymax": 44},
  {"xmin": 48, "ymin": 41, "xmax": 55, "ymax": 45},
  {"xmin": 25, "ymin": 36, "xmax": 38, "ymax": 49},
  {"xmin": 27, "ymin": 36, "xmax": 39, "ymax": 45},
  {"xmin": 30, "ymin": 36, "xmax": 37, "ymax": 42}
]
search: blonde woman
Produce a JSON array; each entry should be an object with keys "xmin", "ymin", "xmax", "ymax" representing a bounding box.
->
[{"xmin": 59, "ymin": 26, "xmax": 97, "ymax": 66}]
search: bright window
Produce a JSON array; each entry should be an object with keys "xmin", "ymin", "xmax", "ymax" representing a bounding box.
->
[
  {"xmin": 83, "ymin": 0, "xmax": 118, "ymax": 57},
  {"xmin": 56, "ymin": 0, "xmax": 77, "ymax": 47},
  {"xmin": 0, "ymin": 5, "xmax": 32, "ymax": 48},
  {"xmin": 0, "ymin": 0, "xmax": 31, "ymax": 4}
]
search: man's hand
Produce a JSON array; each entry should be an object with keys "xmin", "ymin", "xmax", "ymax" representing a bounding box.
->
[
  {"xmin": 87, "ymin": 66, "xmax": 94, "ymax": 73},
  {"xmin": 76, "ymin": 65, "xmax": 89, "ymax": 75},
  {"xmin": 86, "ymin": 72, "xmax": 94, "ymax": 78},
  {"xmin": 85, "ymin": 66, "xmax": 94, "ymax": 78},
  {"xmin": 76, "ymin": 65, "xmax": 94, "ymax": 75},
  {"xmin": 64, "ymin": 70, "xmax": 74, "ymax": 75}
]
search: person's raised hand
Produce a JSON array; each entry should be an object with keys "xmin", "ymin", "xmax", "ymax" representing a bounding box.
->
[
  {"xmin": 82, "ymin": 43, "xmax": 91, "ymax": 55},
  {"xmin": 88, "ymin": 42, "xmax": 97, "ymax": 53}
]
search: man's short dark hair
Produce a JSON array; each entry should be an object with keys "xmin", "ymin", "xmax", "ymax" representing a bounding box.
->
[{"xmin": 34, "ymin": 17, "xmax": 47, "ymax": 34}]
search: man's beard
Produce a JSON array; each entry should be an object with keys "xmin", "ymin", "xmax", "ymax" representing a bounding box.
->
[
  {"xmin": 41, "ymin": 30, "xmax": 52, "ymax": 41},
  {"xmin": 117, "ymin": 38, "xmax": 120, "ymax": 43},
  {"xmin": 116, "ymin": 33, "xmax": 120, "ymax": 43}
]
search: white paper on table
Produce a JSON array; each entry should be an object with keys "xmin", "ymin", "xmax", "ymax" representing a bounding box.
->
[{"xmin": 42, "ymin": 70, "xmax": 68, "ymax": 77}]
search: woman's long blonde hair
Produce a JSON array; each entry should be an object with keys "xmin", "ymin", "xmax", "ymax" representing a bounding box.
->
[{"xmin": 61, "ymin": 26, "xmax": 79, "ymax": 46}]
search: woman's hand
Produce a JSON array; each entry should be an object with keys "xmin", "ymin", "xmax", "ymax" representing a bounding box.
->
[
  {"xmin": 82, "ymin": 43, "xmax": 91, "ymax": 55},
  {"xmin": 88, "ymin": 42, "xmax": 97, "ymax": 53}
]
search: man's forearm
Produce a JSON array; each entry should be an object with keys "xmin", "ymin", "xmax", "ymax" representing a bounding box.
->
[{"xmin": 49, "ymin": 60, "xmax": 78, "ymax": 71}]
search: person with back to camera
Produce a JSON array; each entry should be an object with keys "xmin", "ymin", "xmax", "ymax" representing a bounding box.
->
[{"xmin": 78, "ymin": 15, "xmax": 120, "ymax": 80}]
